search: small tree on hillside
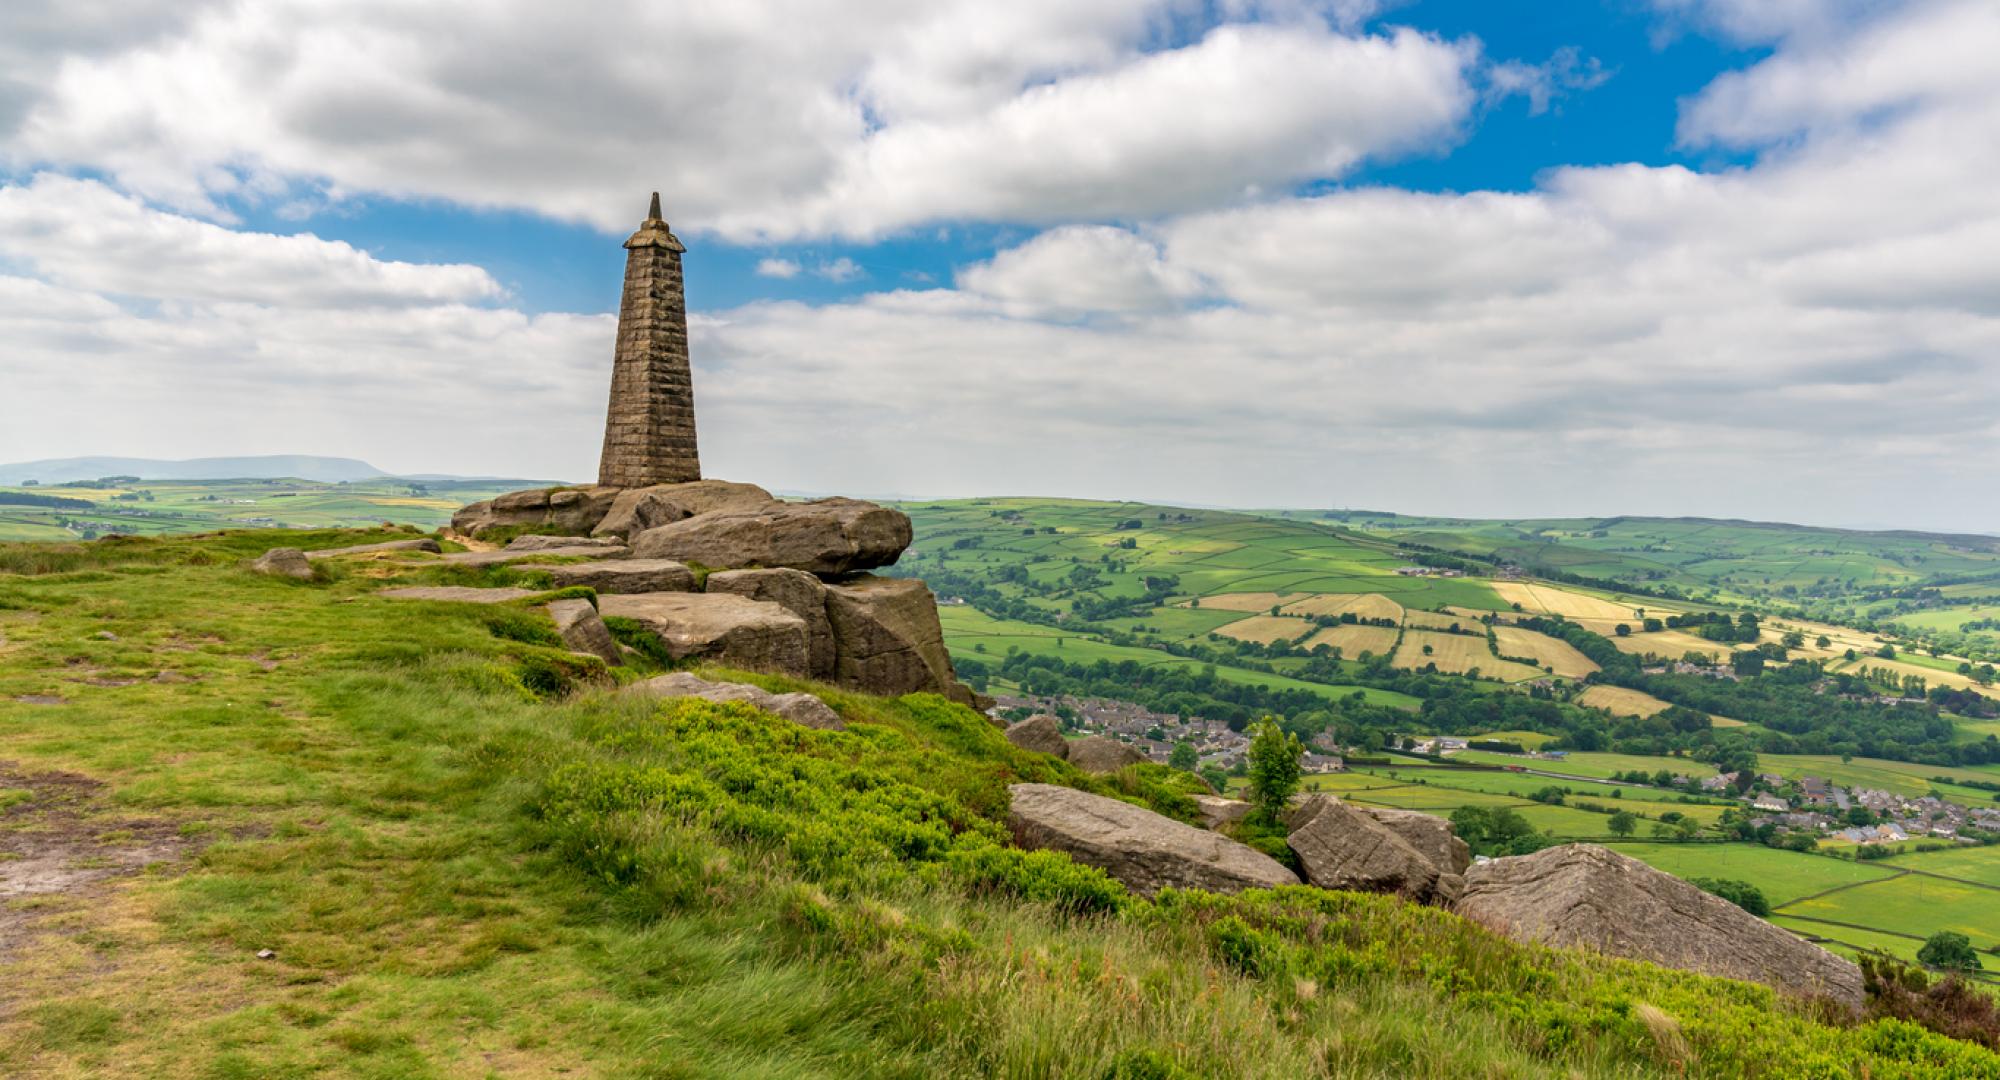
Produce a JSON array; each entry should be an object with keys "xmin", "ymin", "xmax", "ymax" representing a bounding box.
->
[
  {"xmin": 1919, "ymin": 931, "xmax": 1982, "ymax": 973},
  {"xmin": 1246, "ymin": 719, "xmax": 1304, "ymax": 824},
  {"xmin": 1608, "ymin": 811, "xmax": 1638, "ymax": 837},
  {"xmin": 1169, "ymin": 740, "xmax": 1198, "ymax": 772}
]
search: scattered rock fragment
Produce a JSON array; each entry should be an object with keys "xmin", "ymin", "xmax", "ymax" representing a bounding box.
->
[
  {"xmin": 251, "ymin": 548, "xmax": 315, "ymax": 580},
  {"xmin": 1004, "ymin": 714, "xmax": 1070, "ymax": 758},
  {"xmin": 1007, "ymin": 783, "xmax": 1299, "ymax": 897},
  {"xmin": 1193, "ymin": 794, "xmax": 1252, "ymax": 830},
  {"xmin": 547, "ymin": 598, "xmax": 623, "ymax": 666},
  {"xmin": 630, "ymin": 671, "xmax": 843, "ymax": 730},
  {"xmin": 1064, "ymin": 736, "xmax": 1145, "ymax": 774}
]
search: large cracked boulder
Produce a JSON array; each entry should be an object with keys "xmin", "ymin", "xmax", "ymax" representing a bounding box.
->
[
  {"xmin": 451, "ymin": 486, "xmax": 621, "ymax": 538},
  {"xmin": 1064, "ymin": 736, "xmax": 1145, "ymax": 774},
  {"xmin": 536, "ymin": 559, "xmax": 697, "ymax": 594},
  {"xmin": 591, "ymin": 480, "xmax": 776, "ymax": 540},
  {"xmin": 1004, "ymin": 714, "xmax": 1070, "ymax": 758},
  {"xmin": 547, "ymin": 598, "xmax": 622, "ymax": 666},
  {"xmin": 1457, "ymin": 844, "xmax": 1864, "ymax": 1008},
  {"xmin": 596, "ymin": 592, "xmax": 808, "ymax": 675},
  {"xmin": 251, "ymin": 548, "xmax": 314, "ymax": 580},
  {"xmin": 1286, "ymin": 795, "xmax": 1445, "ymax": 902},
  {"xmin": 1008, "ymin": 783, "xmax": 1299, "ymax": 897},
  {"xmin": 630, "ymin": 497, "xmax": 911, "ymax": 575},
  {"xmin": 705, "ymin": 568, "xmax": 834, "ymax": 679},
  {"xmin": 821, "ymin": 575, "xmax": 974, "ymax": 704},
  {"xmin": 630, "ymin": 671, "xmax": 843, "ymax": 731},
  {"xmin": 1358, "ymin": 806, "xmax": 1471, "ymax": 876}
]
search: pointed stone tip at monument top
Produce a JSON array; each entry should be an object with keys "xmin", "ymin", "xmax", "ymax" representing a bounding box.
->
[{"xmin": 647, "ymin": 191, "xmax": 662, "ymax": 222}]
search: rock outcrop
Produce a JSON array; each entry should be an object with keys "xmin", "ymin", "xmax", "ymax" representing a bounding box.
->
[
  {"xmin": 630, "ymin": 498, "xmax": 911, "ymax": 575},
  {"xmin": 1286, "ymin": 795, "xmax": 1446, "ymax": 902},
  {"xmin": 251, "ymin": 548, "xmax": 314, "ymax": 580},
  {"xmin": 1004, "ymin": 714, "xmax": 1070, "ymax": 758},
  {"xmin": 451, "ymin": 486, "xmax": 621, "ymax": 538},
  {"xmin": 547, "ymin": 598, "xmax": 622, "ymax": 666},
  {"xmin": 1457, "ymin": 844, "xmax": 1864, "ymax": 1008},
  {"xmin": 822, "ymin": 575, "xmax": 973, "ymax": 704},
  {"xmin": 630, "ymin": 671, "xmax": 844, "ymax": 731},
  {"xmin": 1064, "ymin": 736, "xmax": 1145, "ymax": 774},
  {"xmin": 705, "ymin": 568, "xmax": 835, "ymax": 679},
  {"xmin": 1008, "ymin": 783, "xmax": 1299, "ymax": 897},
  {"xmin": 535, "ymin": 559, "xmax": 697, "ymax": 594},
  {"xmin": 1359, "ymin": 806, "xmax": 1471, "ymax": 876},
  {"xmin": 307, "ymin": 538, "xmax": 441, "ymax": 560},
  {"xmin": 596, "ymin": 592, "xmax": 808, "ymax": 673},
  {"xmin": 591, "ymin": 480, "xmax": 776, "ymax": 540}
]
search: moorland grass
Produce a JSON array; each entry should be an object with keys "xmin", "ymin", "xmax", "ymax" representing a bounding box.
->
[{"xmin": 1, "ymin": 529, "xmax": 1998, "ymax": 1077}]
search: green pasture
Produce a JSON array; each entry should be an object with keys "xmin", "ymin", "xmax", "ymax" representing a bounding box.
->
[
  {"xmin": 0, "ymin": 477, "xmax": 529, "ymax": 542},
  {"xmin": 1782, "ymin": 873, "xmax": 2000, "ymax": 954},
  {"xmin": 1447, "ymin": 749, "xmax": 1718, "ymax": 781},
  {"xmin": 1608, "ymin": 843, "xmax": 1897, "ymax": 905},
  {"xmin": 1882, "ymin": 845, "xmax": 2000, "ymax": 889}
]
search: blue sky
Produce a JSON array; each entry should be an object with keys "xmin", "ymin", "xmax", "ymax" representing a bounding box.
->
[
  {"xmin": 217, "ymin": 1, "xmax": 1772, "ymax": 317},
  {"xmin": 1, "ymin": 0, "xmax": 1995, "ymax": 530}
]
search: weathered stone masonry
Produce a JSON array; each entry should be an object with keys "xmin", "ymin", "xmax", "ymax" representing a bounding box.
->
[{"xmin": 598, "ymin": 193, "xmax": 701, "ymax": 488}]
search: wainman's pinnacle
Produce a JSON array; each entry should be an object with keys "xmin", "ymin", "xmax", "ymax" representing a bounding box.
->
[{"xmin": 597, "ymin": 194, "xmax": 699, "ymax": 487}]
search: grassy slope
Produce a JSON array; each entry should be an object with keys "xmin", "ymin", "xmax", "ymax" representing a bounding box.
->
[{"xmin": 2, "ymin": 532, "xmax": 1997, "ymax": 1076}]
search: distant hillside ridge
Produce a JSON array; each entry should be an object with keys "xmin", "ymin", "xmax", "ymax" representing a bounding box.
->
[
  {"xmin": 0, "ymin": 454, "xmax": 388, "ymax": 484},
  {"xmin": 1289, "ymin": 509, "xmax": 2000, "ymax": 548}
]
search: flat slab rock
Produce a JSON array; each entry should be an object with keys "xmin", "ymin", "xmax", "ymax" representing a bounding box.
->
[
  {"xmin": 597, "ymin": 592, "xmax": 809, "ymax": 675},
  {"xmin": 379, "ymin": 586, "xmax": 540, "ymax": 604},
  {"xmin": 707, "ymin": 568, "xmax": 835, "ymax": 679},
  {"xmin": 445, "ymin": 545, "xmax": 628, "ymax": 567},
  {"xmin": 629, "ymin": 672, "xmax": 843, "ymax": 731},
  {"xmin": 1010, "ymin": 784, "xmax": 1298, "ymax": 897},
  {"xmin": 630, "ymin": 497, "xmax": 911, "ymax": 575},
  {"xmin": 505, "ymin": 534, "xmax": 627, "ymax": 552},
  {"xmin": 535, "ymin": 559, "xmax": 696, "ymax": 594},
  {"xmin": 1458, "ymin": 844, "xmax": 1864, "ymax": 1008},
  {"xmin": 307, "ymin": 538, "xmax": 442, "ymax": 560}
]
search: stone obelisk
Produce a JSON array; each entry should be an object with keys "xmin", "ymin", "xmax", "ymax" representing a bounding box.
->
[{"xmin": 598, "ymin": 193, "xmax": 701, "ymax": 488}]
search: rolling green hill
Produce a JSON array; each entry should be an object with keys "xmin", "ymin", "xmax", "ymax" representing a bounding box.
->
[{"xmin": 0, "ymin": 477, "xmax": 534, "ymax": 542}]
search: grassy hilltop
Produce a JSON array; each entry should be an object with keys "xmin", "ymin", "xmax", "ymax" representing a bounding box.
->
[{"xmin": 2, "ymin": 529, "xmax": 1998, "ymax": 1076}]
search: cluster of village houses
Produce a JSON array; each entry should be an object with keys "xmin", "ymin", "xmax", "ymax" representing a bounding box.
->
[
  {"xmin": 995, "ymin": 700, "xmax": 2000, "ymax": 847},
  {"xmin": 989, "ymin": 694, "xmax": 1345, "ymax": 774}
]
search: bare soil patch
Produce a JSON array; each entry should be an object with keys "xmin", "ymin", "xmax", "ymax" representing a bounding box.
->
[{"xmin": 0, "ymin": 764, "xmax": 194, "ymax": 961}]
